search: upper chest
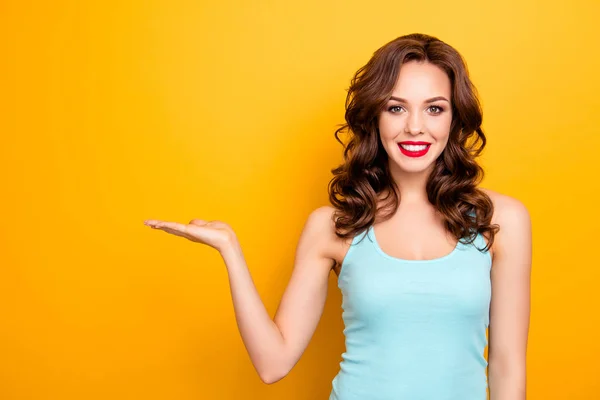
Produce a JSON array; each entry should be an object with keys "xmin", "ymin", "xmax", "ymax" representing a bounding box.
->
[
  {"xmin": 331, "ymin": 209, "xmax": 494, "ymax": 276},
  {"xmin": 332, "ymin": 207, "xmax": 452, "ymax": 261}
]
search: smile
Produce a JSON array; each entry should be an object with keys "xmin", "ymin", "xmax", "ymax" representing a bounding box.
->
[{"xmin": 397, "ymin": 142, "xmax": 431, "ymax": 158}]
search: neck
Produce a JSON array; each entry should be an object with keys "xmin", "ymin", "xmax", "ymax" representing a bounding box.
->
[{"xmin": 388, "ymin": 161, "xmax": 434, "ymax": 204}]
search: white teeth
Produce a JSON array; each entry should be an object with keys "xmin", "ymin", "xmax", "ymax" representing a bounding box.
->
[{"xmin": 400, "ymin": 144, "xmax": 429, "ymax": 151}]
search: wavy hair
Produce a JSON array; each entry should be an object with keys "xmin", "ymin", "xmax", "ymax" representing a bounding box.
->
[{"xmin": 328, "ymin": 33, "xmax": 499, "ymax": 252}]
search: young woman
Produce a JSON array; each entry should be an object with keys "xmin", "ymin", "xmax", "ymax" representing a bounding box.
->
[{"xmin": 144, "ymin": 33, "xmax": 532, "ymax": 399}]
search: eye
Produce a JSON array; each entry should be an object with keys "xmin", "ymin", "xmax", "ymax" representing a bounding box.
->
[
  {"xmin": 388, "ymin": 105, "xmax": 404, "ymax": 113},
  {"xmin": 428, "ymin": 105, "xmax": 444, "ymax": 114}
]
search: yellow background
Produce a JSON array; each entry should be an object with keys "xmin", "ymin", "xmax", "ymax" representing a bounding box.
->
[{"xmin": 1, "ymin": 1, "xmax": 598, "ymax": 399}]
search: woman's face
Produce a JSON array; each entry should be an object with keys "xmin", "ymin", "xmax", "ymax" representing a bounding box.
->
[{"xmin": 378, "ymin": 60, "xmax": 453, "ymax": 175}]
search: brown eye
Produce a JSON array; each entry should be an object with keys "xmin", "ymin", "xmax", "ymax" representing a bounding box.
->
[
  {"xmin": 388, "ymin": 105, "xmax": 403, "ymax": 113},
  {"xmin": 429, "ymin": 105, "xmax": 444, "ymax": 114}
]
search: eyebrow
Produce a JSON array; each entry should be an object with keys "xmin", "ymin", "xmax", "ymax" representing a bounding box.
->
[{"xmin": 389, "ymin": 96, "xmax": 450, "ymax": 103}]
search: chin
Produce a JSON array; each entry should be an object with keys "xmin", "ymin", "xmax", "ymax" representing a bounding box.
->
[
  {"xmin": 388, "ymin": 143, "xmax": 441, "ymax": 170},
  {"xmin": 392, "ymin": 158, "xmax": 436, "ymax": 174},
  {"xmin": 399, "ymin": 164, "xmax": 434, "ymax": 174}
]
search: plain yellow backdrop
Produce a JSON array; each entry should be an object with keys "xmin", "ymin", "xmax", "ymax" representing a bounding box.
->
[{"xmin": 1, "ymin": 1, "xmax": 598, "ymax": 399}]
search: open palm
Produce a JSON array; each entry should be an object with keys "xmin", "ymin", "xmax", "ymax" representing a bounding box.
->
[{"xmin": 144, "ymin": 218, "xmax": 236, "ymax": 252}]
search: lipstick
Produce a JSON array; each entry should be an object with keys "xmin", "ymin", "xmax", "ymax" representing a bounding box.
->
[{"xmin": 398, "ymin": 141, "xmax": 431, "ymax": 158}]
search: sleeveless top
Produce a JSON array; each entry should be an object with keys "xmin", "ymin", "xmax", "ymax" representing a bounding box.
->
[{"xmin": 329, "ymin": 224, "xmax": 492, "ymax": 400}]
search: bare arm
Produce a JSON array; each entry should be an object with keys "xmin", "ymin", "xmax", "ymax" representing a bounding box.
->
[
  {"xmin": 219, "ymin": 206, "xmax": 336, "ymax": 384},
  {"xmin": 487, "ymin": 195, "xmax": 532, "ymax": 400},
  {"xmin": 145, "ymin": 206, "xmax": 338, "ymax": 383}
]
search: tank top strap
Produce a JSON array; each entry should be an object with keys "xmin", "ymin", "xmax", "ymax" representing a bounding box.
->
[{"xmin": 341, "ymin": 211, "xmax": 492, "ymax": 270}]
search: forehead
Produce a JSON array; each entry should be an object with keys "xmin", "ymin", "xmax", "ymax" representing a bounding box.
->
[{"xmin": 391, "ymin": 60, "xmax": 451, "ymax": 99}]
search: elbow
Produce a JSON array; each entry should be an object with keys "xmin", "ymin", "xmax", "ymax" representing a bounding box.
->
[
  {"xmin": 256, "ymin": 346, "xmax": 293, "ymax": 384},
  {"xmin": 259, "ymin": 368, "xmax": 288, "ymax": 385},
  {"xmin": 258, "ymin": 359, "xmax": 292, "ymax": 385},
  {"xmin": 488, "ymin": 358, "xmax": 527, "ymax": 389},
  {"xmin": 259, "ymin": 374, "xmax": 279, "ymax": 385},
  {"xmin": 488, "ymin": 353, "xmax": 527, "ymax": 377}
]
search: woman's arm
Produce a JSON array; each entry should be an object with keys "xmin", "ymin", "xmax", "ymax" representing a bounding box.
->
[
  {"xmin": 487, "ymin": 194, "xmax": 532, "ymax": 400},
  {"xmin": 219, "ymin": 206, "xmax": 336, "ymax": 384}
]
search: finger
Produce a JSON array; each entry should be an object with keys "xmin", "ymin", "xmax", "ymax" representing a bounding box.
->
[
  {"xmin": 144, "ymin": 219, "xmax": 170, "ymax": 228},
  {"xmin": 154, "ymin": 221, "xmax": 189, "ymax": 232},
  {"xmin": 189, "ymin": 219, "xmax": 207, "ymax": 226},
  {"xmin": 158, "ymin": 226, "xmax": 192, "ymax": 239}
]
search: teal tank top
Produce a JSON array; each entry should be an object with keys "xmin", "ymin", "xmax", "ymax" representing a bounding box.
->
[{"xmin": 330, "ymin": 224, "xmax": 492, "ymax": 400}]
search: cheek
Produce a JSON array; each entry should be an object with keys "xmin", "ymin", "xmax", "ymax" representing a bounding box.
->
[
  {"xmin": 438, "ymin": 136, "xmax": 450, "ymax": 149},
  {"xmin": 432, "ymin": 133, "xmax": 450, "ymax": 148},
  {"xmin": 430, "ymin": 118, "xmax": 452, "ymax": 141},
  {"xmin": 377, "ymin": 117, "xmax": 397, "ymax": 138}
]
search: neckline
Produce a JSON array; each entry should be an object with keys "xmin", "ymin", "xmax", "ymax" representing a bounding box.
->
[{"xmin": 367, "ymin": 225, "xmax": 462, "ymax": 264}]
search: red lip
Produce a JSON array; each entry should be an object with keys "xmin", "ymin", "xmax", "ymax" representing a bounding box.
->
[{"xmin": 397, "ymin": 142, "xmax": 431, "ymax": 158}]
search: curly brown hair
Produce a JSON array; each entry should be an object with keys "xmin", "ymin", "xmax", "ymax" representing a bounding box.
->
[{"xmin": 328, "ymin": 33, "xmax": 499, "ymax": 252}]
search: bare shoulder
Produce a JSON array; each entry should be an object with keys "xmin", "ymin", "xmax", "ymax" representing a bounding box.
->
[
  {"xmin": 305, "ymin": 206, "xmax": 351, "ymax": 274},
  {"xmin": 480, "ymin": 188, "xmax": 532, "ymax": 258},
  {"xmin": 480, "ymin": 188, "xmax": 530, "ymax": 224}
]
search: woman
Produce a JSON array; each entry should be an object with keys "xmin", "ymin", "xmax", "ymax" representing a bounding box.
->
[{"xmin": 144, "ymin": 33, "xmax": 532, "ymax": 399}]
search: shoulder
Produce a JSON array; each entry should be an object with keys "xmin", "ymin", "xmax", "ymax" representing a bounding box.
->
[
  {"xmin": 479, "ymin": 188, "xmax": 532, "ymax": 258},
  {"xmin": 304, "ymin": 205, "xmax": 337, "ymax": 235},
  {"xmin": 306, "ymin": 205, "xmax": 345, "ymax": 246},
  {"xmin": 304, "ymin": 206, "xmax": 351, "ymax": 270},
  {"xmin": 480, "ymin": 188, "xmax": 531, "ymax": 227}
]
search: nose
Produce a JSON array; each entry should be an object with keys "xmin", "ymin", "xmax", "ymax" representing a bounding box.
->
[{"xmin": 404, "ymin": 112, "xmax": 424, "ymax": 135}]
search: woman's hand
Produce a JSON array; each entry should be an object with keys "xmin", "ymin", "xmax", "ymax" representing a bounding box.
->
[{"xmin": 143, "ymin": 218, "xmax": 237, "ymax": 253}]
